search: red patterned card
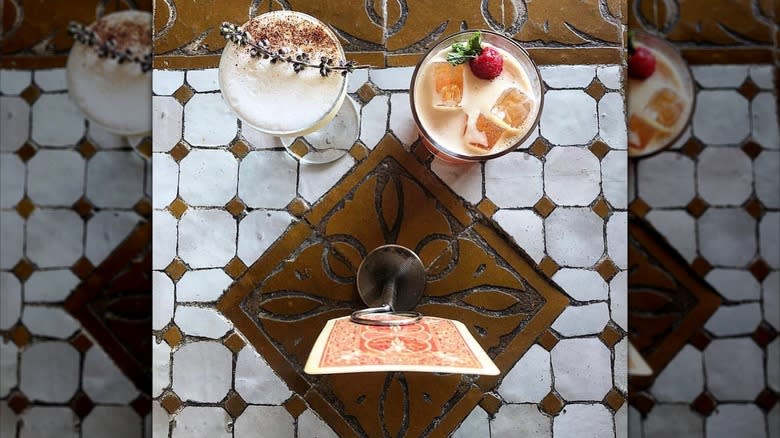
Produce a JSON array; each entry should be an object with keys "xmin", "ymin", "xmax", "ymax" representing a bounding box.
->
[{"xmin": 304, "ymin": 315, "xmax": 499, "ymax": 375}]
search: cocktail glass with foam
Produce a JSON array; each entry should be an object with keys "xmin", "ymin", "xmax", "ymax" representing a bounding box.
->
[
  {"xmin": 219, "ymin": 11, "xmax": 360, "ymax": 164},
  {"xmin": 409, "ymin": 31, "xmax": 543, "ymax": 163}
]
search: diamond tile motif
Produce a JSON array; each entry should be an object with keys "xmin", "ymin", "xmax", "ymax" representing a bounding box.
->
[
  {"xmin": 741, "ymin": 141, "xmax": 763, "ymax": 159},
  {"xmin": 72, "ymin": 197, "xmax": 95, "ymax": 219},
  {"xmin": 224, "ymin": 256, "xmax": 248, "ymax": 280},
  {"xmin": 229, "ymin": 140, "xmax": 250, "ymax": 159},
  {"xmin": 218, "ymin": 136, "xmax": 569, "ymax": 437},
  {"xmin": 283, "ymin": 395, "xmax": 307, "ymax": 419},
  {"xmin": 751, "ymin": 321, "xmax": 777, "ymax": 348},
  {"xmin": 588, "ymin": 140, "xmax": 610, "ymax": 160},
  {"xmin": 534, "ymin": 196, "xmax": 557, "ymax": 218},
  {"xmin": 12, "ymin": 259, "xmax": 35, "ymax": 282},
  {"xmin": 163, "ymin": 325, "xmax": 183, "ymax": 348},
  {"xmin": 691, "ymin": 391, "xmax": 717, "ymax": 416},
  {"xmin": 169, "ymin": 142, "xmax": 191, "ymax": 162},
  {"xmin": 476, "ymin": 198, "xmax": 499, "ymax": 218},
  {"xmin": 167, "ymin": 197, "xmax": 189, "ymax": 219},
  {"xmin": 70, "ymin": 390, "xmax": 95, "ymax": 418},
  {"xmin": 538, "ymin": 256, "xmax": 561, "ymax": 277},
  {"xmin": 749, "ymin": 259, "xmax": 770, "ymax": 281},
  {"xmin": 737, "ymin": 78, "xmax": 760, "ymax": 100},
  {"xmin": 15, "ymin": 143, "xmax": 37, "ymax": 162},
  {"xmin": 225, "ymin": 197, "xmax": 247, "ymax": 218},
  {"xmin": 285, "ymin": 197, "xmax": 310, "ymax": 218},
  {"xmin": 356, "ymin": 82, "xmax": 380, "ymax": 103},
  {"xmin": 540, "ymin": 391, "xmax": 564, "ymax": 415},
  {"xmin": 603, "ymin": 388, "xmax": 625, "ymax": 411},
  {"xmin": 164, "ymin": 259, "xmax": 188, "ymax": 282},
  {"xmin": 479, "ymin": 393, "xmax": 503, "ymax": 416},
  {"xmin": 70, "ymin": 257, "xmax": 95, "ymax": 280},
  {"xmin": 528, "ymin": 138, "xmax": 550, "ymax": 159},
  {"xmin": 224, "ymin": 391, "xmax": 248, "ymax": 418},
  {"xmin": 223, "ymin": 331, "xmax": 246, "ymax": 353},
  {"xmin": 161, "ymin": 392, "xmax": 183, "ymax": 414},
  {"xmin": 628, "ymin": 198, "xmax": 651, "ymax": 218},
  {"xmin": 686, "ymin": 197, "xmax": 710, "ymax": 218},
  {"xmin": 76, "ymin": 139, "xmax": 98, "ymax": 159},
  {"xmin": 172, "ymin": 84, "xmax": 195, "ymax": 105},
  {"xmin": 15, "ymin": 196, "xmax": 35, "ymax": 219},
  {"xmin": 596, "ymin": 258, "xmax": 619, "ymax": 282},
  {"xmin": 20, "ymin": 84, "xmax": 41, "ymax": 105},
  {"xmin": 537, "ymin": 329, "xmax": 560, "ymax": 351},
  {"xmin": 585, "ymin": 79, "xmax": 607, "ymax": 100}
]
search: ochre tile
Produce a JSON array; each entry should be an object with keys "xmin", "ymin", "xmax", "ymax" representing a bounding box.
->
[
  {"xmin": 533, "ymin": 196, "xmax": 556, "ymax": 218},
  {"xmin": 476, "ymin": 198, "xmax": 498, "ymax": 218},
  {"xmin": 411, "ymin": 142, "xmax": 432, "ymax": 163},
  {"xmin": 585, "ymin": 78, "xmax": 607, "ymax": 101},
  {"xmin": 172, "ymin": 84, "xmax": 194, "ymax": 105},
  {"xmin": 738, "ymin": 79, "xmax": 760, "ymax": 101},
  {"xmin": 528, "ymin": 137, "xmax": 550, "ymax": 158},
  {"xmin": 686, "ymin": 197, "xmax": 709, "ymax": 218},
  {"xmin": 225, "ymin": 197, "xmax": 246, "ymax": 218},
  {"xmin": 749, "ymin": 259, "xmax": 771, "ymax": 281},
  {"xmin": 160, "ymin": 392, "xmax": 182, "ymax": 414},
  {"xmin": 538, "ymin": 256, "xmax": 560, "ymax": 277},
  {"xmin": 130, "ymin": 394, "xmax": 152, "ymax": 417},
  {"xmin": 73, "ymin": 197, "xmax": 95, "ymax": 219},
  {"xmin": 589, "ymin": 140, "xmax": 611, "ymax": 160},
  {"xmin": 10, "ymin": 324, "xmax": 31, "ymax": 348},
  {"xmin": 169, "ymin": 142, "xmax": 191, "ymax": 162},
  {"xmin": 15, "ymin": 196, "xmax": 35, "ymax": 219},
  {"xmin": 167, "ymin": 197, "xmax": 189, "ymax": 219},
  {"xmin": 537, "ymin": 329, "xmax": 560, "ymax": 351},
  {"xmin": 71, "ymin": 257, "xmax": 95, "ymax": 280},
  {"xmin": 224, "ymin": 256, "xmax": 248, "ymax": 279},
  {"xmin": 744, "ymin": 198, "xmax": 765, "ymax": 219},
  {"xmin": 164, "ymin": 258, "xmax": 188, "ymax": 282},
  {"xmin": 162, "ymin": 325, "xmax": 183, "ymax": 348},
  {"xmin": 223, "ymin": 331, "xmax": 246, "ymax": 353},
  {"xmin": 690, "ymin": 256, "xmax": 713, "ymax": 277},
  {"xmin": 348, "ymin": 141, "xmax": 369, "ymax": 162},
  {"xmin": 7, "ymin": 391, "xmax": 30, "ymax": 415},
  {"xmin": 229, "ymin": 139, "xmax": 250, "ymax": 159},
  {"xmin": 603, "ymin": 388, "xmax": 625, "ymax": 412},
  {"xmin": 12, "ymin": 259, "xmax": 35, "ymax": 282},
  {"xmin": 691, "ymin": 391, "xmax": 717, "ymax": 416},
  {"xmin": 540, "ymin": 391, "xmax": 564, "ymax": 416},
  {"xmin": 741, "ymin": 141, "xmax": 763, "ymax": 159},
  {"xmin": 478, "ymin": 393, "xmax": 502, "ymax": 416},
  {"xmin": 224, "ymin": 391, "xmax": 248, "ymax": 418},
  {"xmin": 69, "ymin": 331, "xmax": 94, "ymax": 353},
  {"xmin": 77, "ymin": 139, "xmax": 98, "ymax": 159},
  {"xmin": 752, "ymin": 321, "xmax": 777, "ymax": 348},
  {"xmin": 69, "ymin": 391, "xmax": 95, "ymax": 419},
  {"xmin": 755, "ymin": 389, "xmax": 778, "ymax": 412},
  {"xmin": 681, "ymin": 138, "xmax": 704, "ymax": 159},
  {"xmin": 286, "ymin": 197, "xmax": 310, "ymax": 218},
  {"xmin": 628, "ymin": 391, "xmax": 655, "ymax": 416},
  {"xmin": 512, "ymin": 0, "xmax": 621, "ymax": 45},
  {"xmin": 288, "ymin": 138, "xmax": 310, "ymax": 159},
  {"xmin": 20, "ymin": 84, "xmax": 41, "ymax": 105},
  {"xmin": 596, "ymin": 258, "xmax": 619, "ymax": 282},
  {"xmin": 591, "ymin": 197, "xmax": 611, "ymax": 219},
  {"xmin": 688, "ymin": 328, "xmax": 713, "ymax": 351},
  {"xmin": 154, "ymin": 0, "xmax": 248, "ymax": 55},
  {"xmin": 134, "ymin": 198, "xmax": 153, "ymax": 219},
  {"xmin": 135, "ymin": 138, "xmax": 152, "ymax": 158},
  {"xmin": 386, "ymin": 53, "xmax": 421, "ymax": 67},
  {"xmin": 15, "ymin": 143, "xmax": 37, "ymax": 162},
  {"xmin": 628, "ymin": 198, "xmax": 651, "ymax": 218},
  {"xmin": 599, "ymin": 323, "xmax": 624, "ymax": 348},
  {"xmin": 283, "ymin": 395, "xmax": 307, "ymax": 419},
  {"xmin": 277, "ymin": 1, "xmax": 384, "ymax": 48},
  {"xmin": 356, "ymin": 82, "xmax": 380, "ymax": 103},
  {"xmin": 385, "ymin": 0, "xmax": 491, "ymax": 52},
  {"xmin": 665, "ymin": 0, "xmax": 773, "ymax": 46}
]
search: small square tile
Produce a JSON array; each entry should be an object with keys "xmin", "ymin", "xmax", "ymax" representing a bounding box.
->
[
  {"xmin": 744, "ymin": 198, "xmax": 765, "ymax": 219},
  {"xmin": 162, "ymin": 325, "xmax": 183, "ymax": 348},
  {"xmin": 288, "ymin": 138, "xmax": 309, "ymax": 158},
  {"xmin": 681, "ymin": 138, "xmax": 704, "ymax": 159},
  {"xmin": 691, "ymin": 391, "xmax": 717, "ymax": 416},
  {"xmin": 599, "ymin": 323, "xmax": 624, "ymax": 348},
  {"xmin": 476, "ymin": 198, "xmax": 498, "ymax": 218},
  {"xmin": 136, "ymin": 138, "xmax": 152, "ymax": 158},
  {"xmin": 9, "ymin": 324, "xmax": 31, "ymax": 347},
  {"xmin": 689, "ymin": 329, "xmax": 712, "ymax": 350},
  {"xmin": 751, "ymin": 321, "xmax": 777, "ymax": 348},
  {"xmin": 160, "ymin": 391, "xmax": 182, "ymax": 414},
  {"xmin": 628, "ymin": 198, "xmax": 651, "ymax": 218},
  {"xmin": 749, "ymin": 259, "xmax": 771, "ymax": 281},
  {"xmin": 224, "ymin": 256, "xmax": 247, "ymax": 280},
  {"xmin": 538, "ymin": 256, "xmax": 560, "ymax": 277},
  {"xmin": 741, "ymin": 141, "xmax": 763, "ymax": 159},
  {"xmin": 225, "ymin": 391, "xmax": 248, "ymax": 418},
  {"xmin": 225, "ymin": 197, "xmax": 247, "ymax": 218},
  {"xmin": 170, "ymin": 142, "xmax": 191, "ymax": 162},
  {"xmin": 7, "ymin": 391, "xmax": 30, "ymax": 414},
  {"xmin": 533, "ymin": 196, "xmax": 556, "ymax": 218},
  {"xmin": 223, "ymin": 331, "xmax": 246, "ymax": 353},
  {"xmin": 134, "ymin": 198, "xmax": 153, "ymax": 218},
  {"xmin": 540, "ymin": 391, "xmax": 564, "ymax": 415},
  {"xmin": 172, "ymin": 84, "xmax": 194, "ymax": 105},
  {"xmin": 737, "ymin": 78, "xmax": 760, "ymax": 100},
  {"xmin": 285, "ymin": 197, "xmax": 310, "ymax": 218},
  {"xmin": 356, "ymin": 82, "xmax": 380, "ymax": 103},
  {"xmin": 164, "ymin": 258, "xmax": 188, "ymax": 282},
  {"xmin": 754, "ymin": 388, "xmax": 778, "ymax": 411},
  {"xmin": 528, "ymin": 137, "xmax": 550, "ymax": 159},
  {"xmin": 15, "ymin": 143, "xmax": 37, "ymax": 162},
  {"xmin": 585, "ymin": 79, "xmax": 607, "ymax": 101},
  {"xmin": 69, "ymin": 391, "xmax": 95, "ymax": 418},
  {"xmin": 69, "ymin": 332, "xmax": 93, "ymax": 352},
  {"xmin": 229, "ymin": 140, "xmax": 250, "ymax": 159},
  {"xmin": 283, "ymin": 395, "xmax": 307, "ymax": 419},
  {"xmin": 167, "ymin": 197, "xmax": 189, "ymax": 219},
  {"xmin": 71, "ymin": 257, "xmax": 95, "ymax": 280},
  {"xmin": 130, "ymin": 394, "xmax": 152, "ymax": 417},
  {"xmin": 72, "ymin": 197, "xmax": 95, "ymax": 219},
  {"xmin": 691, "ymin": 257, "xmax": 713, "ymax": 277},
  {"xmin": 686, "ymin": 197, "xmax": 710, "ymax": 218},
  {"xmin": 20, "ymin": 84, "xmax": 41, "ymax": 105},
  {"xmin": 537, "ymin": 329, "xmax": 560, "ymax": 351},
  {"xmin": 15, "ymin": 196, "xmax": 35, "ymax": 219},
  {"xmin": 628, "ymin": 391, "xmax": 655, "ymax": 416},
  {"xmin": 349, "ymin": 141, "xmax": 369, "ymax": 161},
  {"xmin": 12, "ymin": 258, "xmax": 35, "ymax": 282},
  {"xmin": 596, "ymin": 258, "xmax": 619, "ymax": 282},
  {"xmin": 77, "ymin": 139, "xmax": 98, "ymax": 159},
  {"xmin": 591, "ymin": 198, "xmax": 611, "ymax": 219},
  {"xmin": 588, "ymin": 140, "xmax": 610, "ymax": 160},
  {"xmin": 603, "ymin": 388, "xmax": 625, "ymax": 411}
]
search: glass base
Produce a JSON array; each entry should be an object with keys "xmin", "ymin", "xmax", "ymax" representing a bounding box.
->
[{"xmin": 280, "ymin": 95, "xmax": 360, "ymax": 164}]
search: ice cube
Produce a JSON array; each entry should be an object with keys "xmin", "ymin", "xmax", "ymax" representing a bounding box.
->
[
  {"xmin": 628, "ymin": 114, "xmax": 657, "ymax": 151},
  {"xmin": 645, "ymin": 87, "xmax": 685, "ymax": 127},
  {"xmin": 466, "ymin": 113, "xmax": 506, "ymax": 150},
  {"xmin": 491, "ymin": 88, "xmax": 532, "ymax": 128},
  {"xmin": 432, "ymin": 63, "xmax": 464, "ymax": 107}
]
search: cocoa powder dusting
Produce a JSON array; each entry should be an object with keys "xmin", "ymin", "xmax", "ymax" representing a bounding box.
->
[
  {"xmin": 244, "ymin": 13, "xmax": 340, "ymax": 59},
  {"xmin": 91, "ymin": 13, "xmax": 151, "ymax": 53}
]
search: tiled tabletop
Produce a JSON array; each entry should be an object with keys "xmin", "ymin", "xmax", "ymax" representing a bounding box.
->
[{"xmin": 150, "ymin": 63, "xmax": 628, "ymax": 437}]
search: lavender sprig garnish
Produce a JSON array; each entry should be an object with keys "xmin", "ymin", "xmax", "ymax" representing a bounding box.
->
[
  {"xmin": 67, "ymin": 21, "xmax": 152, "ymax": 73},
  {"xmin": 219, "ymin": 22, "xmax": 368, "ymax": 77}
]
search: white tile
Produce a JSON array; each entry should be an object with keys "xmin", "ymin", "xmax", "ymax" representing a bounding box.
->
[
  {"xmin": 179, "ymin": 149, "xmax": 238, "ymax": 206},
  {"xmin": 87, "ymin": 151, "xmax": 146, "ymax": 208},
  {"xmin": 770, "ymin": 404, "xmax": 780, "ymax": 438},
  {"xmin": 668, "ymin": 125, "xmax": 692, "ymax": 150},
  {"xmin": 153, "ymin": 70, "xmax": 185, "ymax": 95},
  {"xmin": 0, "ymin": 70, "xmax": 31, "ymax": 94},
  {"xmin": 539, "ymin": 65, "xmax": 595, "ymax": 88},
  {"xmin": 0, "ymin": 273, "xmax": 21, "ymax": 330},
  {"xmin": 627, "ymin": 161, "xmax": 636, "ymax": 203},
  {"xmin": 764, "ymin": 272, "xmax": 779, "ymax": 330},
  {"xmin": 297, "ymin": 410, "xmax": 338, "ymax": 438},
  {"xmin": 597, "ymin": 65, "xmax": 622, "ymax": 89},
  {"xmin": 644, "ymin": 404, "xmax": 702, "ymax": 438},
  {"xmin": 31, "ymin": 94, "xmax": 85, "ymax": 147},
  {"xmin": 599, "ymin": 92, "xmax": 627, "ymax": 149},
  {"xmin": 707, "ymin": 404, "xmax": 765, "ymax": 438},
  {"xmin": 552, "ymin": 268, "xmax": 609, "ymax": 301},
  {"xmin": 152, "ymin": 339, "xmax": 170, "ymax": 398},
  {"xmin": 172, "ymin": 406, "xmax": 231, "ymax": 438},
  {"xmin": 0, "ymin": 340, "xmax": 18, "ymax": 397},
  {"xmin": 615, "ymin": 404, "xmax": 627, "ymax": 438},
  {"xmin": 0, "ymin": 401, "xmax": 17, "ymax": 438},
  {"xmin": 83, "ymin": 346, "xmax": 138, "ymax": 403},
  {"xmin": 178, "ymin": 209, "xmax": 236, "ymax": 269},
  {"xmin": 602, "ymin": 150, "xmax": 627, "ymax": 209},
  {"xmin": 151, "ymin": 402, "xmax": 169, "ymax": 438},
  {"xmin": 761, "ymin": 212, "xmax": 779, "ymax": 269},
  {"xmin": 34, "ymin": 68, "xmax": 67, "ymax": 91},
  {"xmin": 172, "ymin": 341, "xmax": 232, "ymax": 402},
  {"xmin": 705, "ymin": 303, "xmax": 762, "ymax": 336},
  {"xmin": 552, "ymin": 303, "xmax": 610, "ymax": 336},
  {"xmin": 0, "ymin": 97, "xmax": 30, "ymax": 152},
  {"xmin": 551, "ymin": 338, "xmax": 612, "ymax": 401},
  {"xmin": 485, "ymin": 152, "xmax": 542, "ymax": 207},
  {"xmin": 752, "ymin": 93, "xmax": 779, "ymax": 148},
  {"xmin": 88, "ymin": 122, "xmax": 125, "ymax": 149},
  {"xmin": 82, "ymin": 406, "xmax": 140, "ymax": 438},
  {"xmin": 628, "ymin": 406, "xmax": 642, "ymax": 438},
  {"xmin": 554, "ymin": 404, "xmax": 613, "ymax": 438},
  {"xmin": 237, "ymin": 210, "xmax": 293, "ymax": 265},
  {"xmin": 153, "ymin": 210, "xmax": 177, "ymax": 270},
  {"xmin": 153, "ymin": 271, "xmax": 174, "ymax": 330},
  {"xmin": 693, "ymin": 91, "xmax": 749, "ymax": 145},
  {"xmin": 19, "ymin": 407, "xmax": 78, "ymax": 438},
  {"xmin": 637, "ymin": 152, "xmax": 695, "ymax": 207},
  {"xmin": 153, "ymin": 153, "xmax": 179, "ymax": 209},
  {"xmin": 235, "ymin": 346, "xmax": 291, "ymax": 404},
  {"xmin": 186, "ymin": 68, "xmax": 219, "ymax": 92},
  {"xmin": 545, "ymin": 146, "xmax": 601, "ymax": 206},
  {"xmin": 359, "ymin": 94, "xmax": 388, "ymax": 149},
  {"xmin": 389, "ymin": 92, "xmax": 418, "ymax": 147},
  {"xmin": 499, "ymin": 344, "xmax": 551, "ymax": 403},
  {"xmin": 175, "ymin": 306, "xmax": 231, "ymax": 338},
  {"xmin": 697, "ymin": 147, "xmax": 753, "ymax": 205},
  {"xmin": 452, "ymin": 407, "xmax": 489, "ymax": 438},
  {"xmin": 26, "ymin": 209, "xmax": 83, "ymax": 268},
  {"xmin": 493, "ymin": 210, "xmax": 545, "ymax": 263},
  {"xmin": 491, "ymin": 404, "xmax": 551, "ymax": 437},
  {"xmin": 347, "ymin": 69, "xmax": 369, "ymax": 93},
  {"xmin": 699, "ymin": 208, "xmax": 756, "ymax": 267},
  {"xmin": 152, "ymin": 96, "xmax": 183, "ymax": 152},
  {"xmin": 705, "ymin": 338, "xmax": 764, "ymax": 401},
  {"xmin": 177, "ymin": 269, "xmax": 234, "ymax": 302},
  {"xmin": 369, "ymin": 67, "xmax": 415, "ymax": 90},
  {"xmin": 651, "ymin": 345, "xmax": 703, "ymax": 402},
  {"xmin": 431, "ymin": 159, "xmax": 483, "ymax": 205},
  {"xmin": 750, "ymin": 65, "xmax": 774, "ymax": 89},
  {"xmin": 241, "ymin": 123, "xmax": 280, "ymax": 149},
  {"xmin": 21, "ymin": 306, "xmax": 79, "ymax": 339},
  {"xmin": 0, "ymin": 212, "xmax": 23, "ymax": 269},
  {"xmin": 540, "ymin": 90, "xmax": 597, "ymax": 145},
  {"xmin": 19, "ymin": 341, "xmax": 79, "ymax": 402},
  {"xmin": 607, "ymin": 212, "xmax": 627, "ymax": 269},
  {"xmin": 691, "ymin": 65, "xmax": 749, "ymax": 88},
  {"xmin": 86, "ymin": 211, "xmax": 138, "ymax": 265},
  {"xmin": 239, "ymin": 151, "xmax": 297, "ymax": 208},
  {"xmin": 546, "ymin": 208, "xmax": 604, "ymax": 268},
  {"xmin": 27, "ymin": 150, "xmax": 84, "ymax": 206},
  {"xmin": 645, "ymin": 210, "xmax": 698, "ymax": 262},
  {"xmin": 614, "ymin": 337, "xmax": 627, "ymax": 392},
  {"xmin": 235, "ymin": 406, "xmax": 293, "ymax": 438},
  {"xmin": 756, "ymin": 151, "xmax": 779, "ymax": 208},
  {"xmin": 610, "ymin": 271, "xmax": 627, "ymax": 330},
  {"xmin": 705, "ymin": 269, "xmax": 761, "ymax": 301},
  {"xmin": 183, "ymin": 93, "xmax": 238, "ymax": 146},
  {"xmin": 0, "ymin": 154, "xmax": 24, "ymax": 208},
  {"xmin": 769, "ymin": 339, "xmax": 779, "ymax": 392},
  {"xmin": 299, "ymin": 155, "xmax": 355, "ymax": 203}
]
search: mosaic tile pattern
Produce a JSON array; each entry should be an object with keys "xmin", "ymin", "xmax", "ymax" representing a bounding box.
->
[
  {"xmin": 152, "ymin": 0, "xmax": 626, "ymax": 69},
  {"xmin": 628, "ymin": 64, "xmax": 779, "ymax": 437},
  {"xmin": 152, "ymin": 64, "xmax": 628, "ymax": 436},
  {"xmin": 1, "ymin": 68, "xmax": 152, "ymax": 436}
]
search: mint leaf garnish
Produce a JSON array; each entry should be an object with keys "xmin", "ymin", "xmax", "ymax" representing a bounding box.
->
[{"xmin": 446, "ymin": 31, "xmax": 482, "ymax": 66}]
